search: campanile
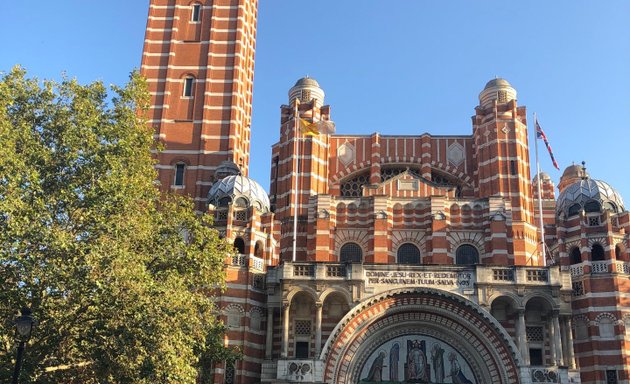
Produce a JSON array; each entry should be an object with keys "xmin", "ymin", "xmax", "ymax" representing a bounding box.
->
[{"xmin": 141, "ymin": 0, "xmax": 258, "ymax": 210}]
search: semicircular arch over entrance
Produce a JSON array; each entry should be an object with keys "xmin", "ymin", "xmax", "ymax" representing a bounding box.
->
[{"xmin": 321, "ymin": 287, "xmax": 521, "ymax": 384}]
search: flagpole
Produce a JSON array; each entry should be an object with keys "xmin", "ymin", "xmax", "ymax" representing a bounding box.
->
[
  {"xmin": 292, "ymin": 101, "xmax": 300, "ymax": 262},
  {"xmin": 534, "ymin": 112, "xmax": 546, "ymax": 266}
]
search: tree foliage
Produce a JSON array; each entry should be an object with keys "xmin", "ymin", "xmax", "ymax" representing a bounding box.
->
[{"xmin": 0, "ymin": 67, "xmax": 236, "ymax": 383}]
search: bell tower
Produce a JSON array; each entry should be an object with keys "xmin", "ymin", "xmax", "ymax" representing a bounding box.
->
[
  {"xmin": 472, "ymin": 78, "xmax": 538, "ymax": 265},
  {"xmin": 141, "ymin": 0, "xmax": 258, "ymax": 210}
]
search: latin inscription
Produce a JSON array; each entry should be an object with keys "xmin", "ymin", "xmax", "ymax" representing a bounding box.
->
[{"xmin": 365, "ymin": 271, "xmax": 473, "ymax": 288}]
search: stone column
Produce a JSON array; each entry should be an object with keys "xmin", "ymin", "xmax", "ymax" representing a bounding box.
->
[
  {"xmin": 281, "ymin": 301, "xmax": 290, "ymax": 358},
  {"xmin": 517, "ymin": 310, "xmax": 530, "ymax": 365},
  {"xmin": 315, "ymin": 302, "xmax": 323, "ymax": 356},
  {"xmin": 552, "ymin": 311, "xmax": 564, "ymax": 366},
  {"xmin": 265, "ymin": 308, "xmax": 274, "ymax": 359},
  {"xmin": 563, "ymin": 316, "xmax": 576, "ymax": 369}
]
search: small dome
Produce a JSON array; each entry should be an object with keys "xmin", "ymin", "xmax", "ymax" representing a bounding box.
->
[
  {"xmin": 533, "ymin": 172, "xmax": 551, "ymax": 184},
  {"xmin": 294, "ymin": 77, "xmax": 320, "ymax": 88},
  {"xmin": 289, "ymin": 76, "xmax": 325, "ymax": 106},
  {"xmin": 557, "ymin": 163, "xmax": 589, "ymax": 193},
  {"xmin": 561, "ymin": 164, "xmax": 589, "ymax": 180},
  {"xmin": 556, "ymin": 177, "xmax": 624, "ymax": 217},
  {"xmin": 484, "ymin": 78, "xmax": 512, "ymax": 89},
  {"xmin": 215, "ymin": 160, "xmax": 241, "ymax": 179},
  {"xmin": 478, "ymin": 77, "xmax": 517, "ymax": 108},
  {"xmin": 207, "ymin": 175, "xmax": 270, "ymax": 213}
]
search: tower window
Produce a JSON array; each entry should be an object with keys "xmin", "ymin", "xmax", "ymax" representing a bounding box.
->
[
  {"xmin": 234, "ymin": 237, "xmax": 245, "ymax": 254},
  {"xmin": 191, "ymin": 4, "xmax": 201, "ymax": 22},
  {"xmin": 183, "ymin": 76, "xmax": 194, "ymax": 97},
  {"xmin": 510, "ymin": 160, "xmax": 517, "ymax": 175},
  {"xmin": 174, "ymin": 163, "xmax": 185, "ymax": 186},
  {"xmin": 591, "ymin": 243, "xmax": 605, "ymax": 261},
  {"xmin": 498, "ymin": 90, "xmax": 507, "ymax": 103},
  {"xmin": 340, "ymin": 242, "xmax": 363, "ymax": 263},
  {"xmin": 569, "ymin": 247, "xmax": 581, "ymax": 265},
  {"xmin": 397, "ymin": 243, "xmax": 421, "ymax": 265}
]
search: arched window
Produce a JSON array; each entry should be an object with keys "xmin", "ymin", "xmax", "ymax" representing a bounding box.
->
[
  {"xmin": 397, "ymin": 243, "xmax": 421, "ymax": 265},
  {"xmin": 584, "ymin": 200, "xmax": 601, "ymax": 213},
  {"xmin": 218, "ymin": 196, "xmax": 231, "ymax": 207},
  {"xmin": 254, "ymin": 241, "xmax": 263, "ymax": 258},
  {"xmin": 234, "ymin": 237, "xmax": 245, "ymax": 254},
  {"xmin": 234, "ymin": 196, "xmax": 249, "ymax": 208},
  {"xmin": 615, "ymin": 244, "xmax": 623, "ymax": 260},
  {"xmin": 570, "ymin": 247, "xmax": 582, "ymax": 265},
  {"xmin": 456, "ymin": 244, "xmax": 479, "ymax": 265},
  {"xmin": 174, "ymin": 163, "xmax": 185, "ymax": 186},
  {"xmin": 599, "ymin": 317, "xmax": 615, "ymax": 338},
  {"xmin": 591, "ymin": 243, "xmax": 605, "ymax": 261},
  {"xmin": 568, "ymin": 203, "xmax": 582, "ymax": 217},
  {"xmin": 340, "ymin": 242, "xmax": 363, "ymax": 263}
]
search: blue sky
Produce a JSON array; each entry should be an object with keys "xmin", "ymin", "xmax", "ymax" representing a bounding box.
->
[{"xmin": 1, "ymin": 1, "xmax": 629, "ymax": 201}]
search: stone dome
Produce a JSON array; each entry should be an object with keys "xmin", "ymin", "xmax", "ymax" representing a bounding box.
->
[
  {"xmin": 478, "ymin": 77, "xmax": 517, "ymax": 108},
  {"xmin": 207, "ymin": 175, "xmax": 271, "ymax": 213},
  {"xmin": 557, "ymin": 163, "xmax": 589, "ymax": 193},
  {"xmin": 294, "ymin": 77, "xmax": 320, "ymax": 88},
  {"xmin": 532, "ymin": 172, "xmax": 551, "ymax": 184},
  {"xmin": 289, "ymin": 76, "xmax": 325, "ymax": 106},
  {"xmin": 556, "ymin": 177, "xmax": 624, "ymax": 217}
]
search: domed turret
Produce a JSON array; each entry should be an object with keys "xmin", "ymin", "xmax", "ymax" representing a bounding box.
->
[
  {"xmin": 207, "ymin": 175, "xmax": 271, "ymax": 213},
  {"xmin": 532, "ymin": 172, "xmax": 551, "ymax": 185},
  {"xmin": 478, "ymin": 77, "xmax": 517, "ymax": 108},
  {"xmin": 557, "ymin": 163, "xmax": 589, "ymax": 193},
  {"xmin": 556, "ymin": 171, "xmax": 624, "ymax": 217},
  {"xmin": 289, "ymin": 76, "xmax": 325, "ymax": 106}
]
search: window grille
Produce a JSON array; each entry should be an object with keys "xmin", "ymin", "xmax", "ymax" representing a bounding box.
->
[
  {"xmin": 235, "ymin": 210, "xmax": 247, "ymax": 221},
  {"xmin": 225, "ymin": 363, "xmax": 235, "ymax": 384},
  {"xmin": 253, "ymin": 274, "xmax": 265, "ymax": 290},
  {"xmin": 606, "ymin": 370, "xmax": 618, "ymax": 384},
  {"xmin": 456, "ymin": 244, "xmax": 479, "ymax": 265},
  {"xmin": 216, "ymin": 210, "xmax": 228, "ymax": 221},
  {"xmin": 326, "ymin": 265, "xmax": 346, "ymax": 277},
  {"xmin": 526, "ymin": 326, "xmax": 544, "ymax": 342},
  {"xmin": 340, "ymin": 172, "xmax": 369, "ymax": 197},
  {"xmin": 340, "ymin": 242, "xmax": 363, "ymax": 263},
  {"xmin": 295, "ymin": 320, "xmax": 312, "ymax": 336},
  {"xmin": 589, "ymin": 216, "xmax": 600, "ymax": 226},
  {"xmin": 397, "ymin": 243, "xmax": 421, "ymax": 264},
  {"xmin": 572, "ymin": 281, "xmax": 584, "ymax": 296}
]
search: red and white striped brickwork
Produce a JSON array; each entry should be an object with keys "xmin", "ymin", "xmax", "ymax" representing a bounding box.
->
[{"xmin": 141, "ymin": 0, "xmax": 257, "ymax": 211}]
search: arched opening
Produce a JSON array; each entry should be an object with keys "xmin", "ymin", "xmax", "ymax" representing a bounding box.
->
[
  {"xmin": 591, "ymin": 243, "xmax": 605, "ymax": 261},
  {"xmin": 340, "ymin": 242, "xmax": 363, "ymax": 263},
  {"xmin": 584, "ymin": 200, "xmax": 601, "ymax": 213},
  {"xmin": 456, "ymin": 244, "xmax": 479, "ymax": 265},
  {"xmin": 234, "ymin": 196, "xmax": 249, "ymax": 208},
  {"xmin": 568, "ymin": 203, "xmax": 582, "ymax": 217},
  {"xmin": 290, "ymin": 292, "xmax": 315, "ymax": 358},
  {"xmin": 524, "ymin": 297, "xmax": 554, "ymax": 366},
  {"xmin": 254, "ymin": 240, "xmax": 264, "ymax": 258},
  {"xmin": 234, "ymin": 237, "xmax": 245, "ymax": 254},
  {"xmin": 569, "ymin": 247, "xmax": 582, "ymax": 265},
  {"xmin": 397, "ymin": 243, "xmax": 421, "ymax": 265}
]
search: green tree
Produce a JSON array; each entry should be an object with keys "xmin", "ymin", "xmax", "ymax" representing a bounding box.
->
[{"xmin": 0, "ymin": 67, "xmax": 237, "ymax": 383}]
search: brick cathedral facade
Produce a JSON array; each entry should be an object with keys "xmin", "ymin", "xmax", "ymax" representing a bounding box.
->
[{"xmin": 141, "ymin": 2, "xmax": 630, "ymax": 383}]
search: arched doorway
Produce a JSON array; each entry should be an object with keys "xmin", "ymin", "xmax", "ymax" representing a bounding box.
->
[{"xmin": 321, "ymin": 288, "xmax": 521, "ymax": 383}]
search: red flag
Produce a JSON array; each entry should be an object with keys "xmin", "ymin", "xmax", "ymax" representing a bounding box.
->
[{"xmin": 535, "ymin": 118, "xmax": 560, "ymax": 170}]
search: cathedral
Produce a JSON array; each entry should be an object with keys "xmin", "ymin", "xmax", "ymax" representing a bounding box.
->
[{"xmin": 141, "ymin": 1, "xmax": 630, "ymax": 383}]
